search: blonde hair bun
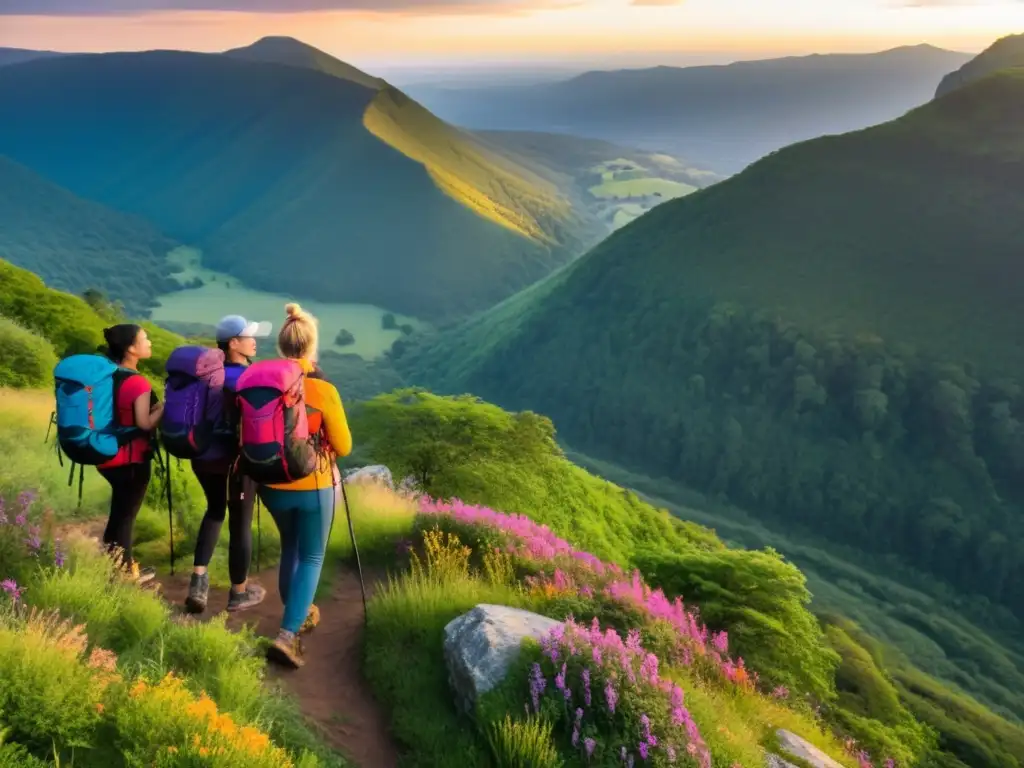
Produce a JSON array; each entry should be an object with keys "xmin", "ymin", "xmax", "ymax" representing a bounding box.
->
[{"xmin": 285, "ymin": 302, "xmax": 304, "ymax": 320}]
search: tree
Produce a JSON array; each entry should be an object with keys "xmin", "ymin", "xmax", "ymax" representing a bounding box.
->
[
  {"xmin": 382, "ymin": 313, "xmax": 397, "ymax": 330},
  {"xmin": 335, "ymin": 329, "xmax": 356, "ymax": 347}
]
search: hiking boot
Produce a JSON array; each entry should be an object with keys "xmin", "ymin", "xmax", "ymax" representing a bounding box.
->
[
  {"xmin": 300, "ymin": 604, "xmax": 320, "ymax": 636},
  {"xmin": 185, "ymin": 572, "xmax": 210, "ymax": 614},
  {"xmin": 266, "ymin": 630, "xmax": 304, "ymax": 669},
  {"xmin": 226, "ymin": 583, "xmax": 267, "ymax": 613}
]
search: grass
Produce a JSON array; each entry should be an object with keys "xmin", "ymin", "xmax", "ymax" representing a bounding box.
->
[{"xmin": 154, "ymin": 247, "xmax": 427, "ymax": 360}]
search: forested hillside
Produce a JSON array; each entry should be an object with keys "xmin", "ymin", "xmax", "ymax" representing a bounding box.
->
[
  {"xmin": 0, "ymin": 156, "xmax": 177, "ymax": 315},
  {"xmin": 0, "ymin": 48, "xmax": 586, "ymax": 322},
  {"xmin": 396, "ymin": 68, "xmax": 1024, "ymax": 619}
]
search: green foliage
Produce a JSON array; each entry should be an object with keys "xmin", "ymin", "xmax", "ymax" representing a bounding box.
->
[
  {"xmin": 351, "ymin": 389, "xmax": 722, "ymax": 565},
  {"xmin": 634, "ymin": 547, "xmax": 840, "ymax": 704},
  {"xmin": 399, "ymin": 71, "xmax": 1024, "ymax": 618},
  {"xmin": 0, "ymin": 317, "xmax": 57, "ymax": 389},
  {"xmin": 0, "ymin": 51, "xmax": 586, "ymax": 322},
  {"xmin": 0, "ymin": 260, "xmax": 184, "ymax": 378},
  {"xmin": 485, "ymin": 714, "xmax": 563, "ymax": 768},
  {"xmin": 822, "ymin": 619, "xmax": 936, "ymax": 765},
  {"xmin": 382, "ymin": 313, "xmax": 397, "ymax": 330}
]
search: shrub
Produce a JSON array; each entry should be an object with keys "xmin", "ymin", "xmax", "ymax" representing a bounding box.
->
[
  {"xmin": 523, "ymin": 617, "xmax": 711, "ymax": 767},
  {"xmin": 486, "ymin": 713, "xmax": 563, "ymax": 768},
  {"xmin": 0, "ymin": 318, "xmax": 57, "ymax": 389}
]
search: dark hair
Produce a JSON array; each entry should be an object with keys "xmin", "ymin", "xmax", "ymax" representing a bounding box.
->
[
  {"xmin": 216, "ymin": 340, "xmax": 231, "ymax": 355},
  {"xmin": 102, "ymin": 324, "xmax": 142, "ymax": 364}
]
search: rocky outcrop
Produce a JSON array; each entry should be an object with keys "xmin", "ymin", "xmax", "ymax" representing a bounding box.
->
[
  {"xmin": 443, "ymin": 604, "xmax": 560, "ymax": 714},
  {"xmin": 772, "ymin": 730, "xmax": 845, "ymax": 768},
  {"xmin": 343, "ymin": 464, "xmax": 394, "ymax": 487}
]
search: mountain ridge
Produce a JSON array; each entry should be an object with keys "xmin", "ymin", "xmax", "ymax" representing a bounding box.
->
[{"xmin": 0, "ymin": 47, "xmax": 585, "ymax": 321}]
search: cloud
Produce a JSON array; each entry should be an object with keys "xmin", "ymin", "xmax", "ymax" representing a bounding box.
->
[{"xmin": 0, "ymin": 0, "xmax": 556, "ymax": 14}]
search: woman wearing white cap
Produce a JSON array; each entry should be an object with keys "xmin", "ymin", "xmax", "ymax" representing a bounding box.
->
[{"xmin": 185, "ymin": 314, "xmax": 272, "ymax": 614}]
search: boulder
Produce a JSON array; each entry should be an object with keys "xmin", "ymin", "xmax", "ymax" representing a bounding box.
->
[
  {"xmin": 443, "ymin": 604, "xmax": 561, "ymax": 714},
  {"xmin": 343, "ymin": 464, "xmax": 394, "ymax": 487},
  {"xmin": 773, "ymin": 730, "xmax": 845, "ymax": 768}
]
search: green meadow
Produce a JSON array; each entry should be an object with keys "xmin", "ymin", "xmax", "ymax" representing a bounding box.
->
[{"xmin": 153, "ymin": 247, "xmax": 427, "ymax": 359}]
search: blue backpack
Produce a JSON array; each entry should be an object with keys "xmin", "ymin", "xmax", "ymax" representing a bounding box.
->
[{"xmin": 52, "ymin": 354, "xmax": 140, "ymax": 466}]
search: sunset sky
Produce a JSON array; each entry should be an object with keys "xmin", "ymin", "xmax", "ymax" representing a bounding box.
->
[{"xmin": 1, "ymin": 0, "xmax": 1021, "ymax": 71}]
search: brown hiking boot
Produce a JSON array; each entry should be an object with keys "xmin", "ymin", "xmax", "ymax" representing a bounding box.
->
[
  {"xmin": 267, "ymin": 630, "xmax": 304, "ymax": 669},
  {"xmin": 300, "ymin": 604, "xmax": 320, "ymax": 635}
]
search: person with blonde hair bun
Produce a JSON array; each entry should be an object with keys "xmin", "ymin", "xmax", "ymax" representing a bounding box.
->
[{"xmin": 259, "ymin": 303, "xmax": 353, "ymax": 668}]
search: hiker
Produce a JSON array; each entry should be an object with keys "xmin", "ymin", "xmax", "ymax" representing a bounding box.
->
[
  {"xmin": 97, "ymin": 324, "xmax": 163, "ymax": 583},
  {"xmin": 185, "ymin": 315, "xmax": 272, "ymax": 615},
  {"xmin": 254, "ymin": 303, "xmax": 352, "ymax": 668}
]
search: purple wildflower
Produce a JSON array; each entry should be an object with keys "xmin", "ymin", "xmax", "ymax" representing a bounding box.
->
[
  {"xmin": 605, "ymin": 679, "xmax": 618, "ymax": 714},
  {"xmin": 14, "ymin": 513, "xmax": 26, "ymax": 527},
  {"xmin": 638, "ymin": 742, "xmax": 649, "ymax": 761},
  {"xmin": 572, "ymin": 708, "xmax": 583, "ymax": 747},
  {"xmin": 712, "ymin": 630, "xmax": 729, "ymax": 654},
  {"xmin": 582, "ymin": 667, "xmax": 592, "ymax": 706},
  {"xmin": 54, "ymin": 541, "xmax": 65, "ymax": 568},
  {"xmin": 584, "ymin": 737, "xmax": 596, "ymax": 759},
  {"xmin": 529, "ymin": 663, "xmax": 547, "ymax": 713},
  {"xmin": 1, "ymin": 578, "xmax": 21, "ymax": 603}
]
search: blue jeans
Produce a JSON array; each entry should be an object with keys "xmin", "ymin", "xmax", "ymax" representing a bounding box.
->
[{"xmin": 258, "ymin": 484, "xmax": 337, "ymax": 634}]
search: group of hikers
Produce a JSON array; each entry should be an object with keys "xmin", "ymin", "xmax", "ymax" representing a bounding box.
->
[{"xmin": 51, "ymin": 303, "xmax": 351, "ymax": 669}]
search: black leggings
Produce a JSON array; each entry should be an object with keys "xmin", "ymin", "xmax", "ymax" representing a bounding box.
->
[
  {"xmin": 98, "ymin": 462, "xmax": 152, "ymax": 568},
  {"xmin": 192, "ymin": 470, "xmax": 256, "ymax": 585}
]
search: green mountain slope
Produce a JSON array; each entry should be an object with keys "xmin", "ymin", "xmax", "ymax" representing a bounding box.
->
[
  {"xmin": 0, "ymin": 155, "xmax": 177, "ymax": 315},
  {"xmin": 936, "ymin": 32, "xmax": 1024, "ymax": 97},
  {"xmin": 397, "ymin": 70, "xmax": 1024, "ymax": 620},
  {"xmin": 0, "ymin": 48, "xmax": 584, "ymax": 322}
]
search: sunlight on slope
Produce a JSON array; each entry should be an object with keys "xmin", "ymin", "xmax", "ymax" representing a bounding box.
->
[{"xmin": 363, "ymin": 87, "xmax": 574, "ymax": 244}]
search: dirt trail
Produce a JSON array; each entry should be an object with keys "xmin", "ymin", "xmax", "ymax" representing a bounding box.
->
[{"xmin": 157, "ymin": 564, "xmax": 402, "ymax": 768}]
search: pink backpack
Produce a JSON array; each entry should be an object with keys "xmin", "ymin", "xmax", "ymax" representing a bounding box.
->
[{"xmin": 234, "ymin": 359, "xmax": 323, "ymax": 484}]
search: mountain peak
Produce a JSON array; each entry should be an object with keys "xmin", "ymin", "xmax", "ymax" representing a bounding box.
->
[
  {"xmin": 935, "ymin": 31, "xmax": 1024, "ymax": 98},
  {"xmin": 223, "ymin": 35, "xmax": 385, "ymax": 90}
]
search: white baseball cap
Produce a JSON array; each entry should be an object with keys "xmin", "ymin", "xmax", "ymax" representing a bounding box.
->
[{"xmin": 215, "ymin": 315, "xmax": 272, "ymax": 342}]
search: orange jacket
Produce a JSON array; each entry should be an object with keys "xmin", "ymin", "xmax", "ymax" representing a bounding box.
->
[{"xmin": 266, "ymin": 357, "xmax": 352, "ymax": 492}]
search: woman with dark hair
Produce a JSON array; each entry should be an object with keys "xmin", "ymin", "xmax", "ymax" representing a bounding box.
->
[{"xmin": 97, "ymin": 324, "xmax": 163, "ymax": 583}]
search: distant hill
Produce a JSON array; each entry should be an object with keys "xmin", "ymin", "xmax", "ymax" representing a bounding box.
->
[
  {"xmin": 397, "ymin": 70, "xmax": 1024, "ymax": 621},
  {"xmin": 0, "ymin": 45, "xmax": 588, "ymax": 322},
  {"xmin": 407, "ymin": 45, "xmax": 973, "ymax": 174},
  {"xmin": 474, "ymin": 130, "xmax": 722, "ymax": 231},
  {"xmin": 0, "ymin": 155, "xmax": 176, "ymax": 315},
  {"xmin": 222, "ymin": 35, "xmax": 386, "ymax": 90},
  {"xmin": 936, "ymin": 33, "xmax": 1024, "ymax": 97},
  {"xmin": 0, "ymin": 47, "xmax": 63, "ymax": 67}
]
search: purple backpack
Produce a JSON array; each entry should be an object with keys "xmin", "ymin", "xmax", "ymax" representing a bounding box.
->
[{"xmin": 160, "ymin": 346, "xmax": 227, "ymax": 460}]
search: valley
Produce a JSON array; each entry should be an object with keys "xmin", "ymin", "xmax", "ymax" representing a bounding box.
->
[{"xmin": 152, "ymin": 247, "xmax": 425, "ymax": 361}]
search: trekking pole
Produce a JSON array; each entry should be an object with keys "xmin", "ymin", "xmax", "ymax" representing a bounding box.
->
[
  {"xmin": 339, "ymin": 476, "xmax": 368, "ymax": 621},
  {"xmin": 164, "ymin": 446, "xmax": 175, "ymax": 576},
  {"xmin": 255, "ymin": 496, "xmax": 262, "ymax": 573}
]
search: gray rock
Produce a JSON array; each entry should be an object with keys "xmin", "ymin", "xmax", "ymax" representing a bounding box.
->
[
  {"xmin": 774, "ymin": 730, "xmax": 845, "ymax": 768},
  {"xmin": 765, "ymin": 754, "xmax": 800, "ymax": 768},
  {"xmin": 444, "ymin": 604, "xmax": 561, "ymax": 714},
  {"xmin": 343, "ymin": 464, "xmax": 394, "ymax": 487}
]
